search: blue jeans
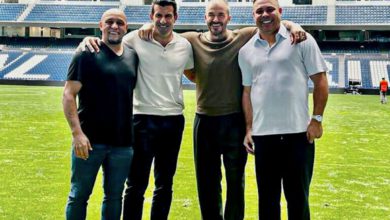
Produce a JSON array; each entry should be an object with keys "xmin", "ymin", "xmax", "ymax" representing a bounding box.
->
[{"xmin": 66, "ymin": 144, "xmax": 133, "ymax": 220}]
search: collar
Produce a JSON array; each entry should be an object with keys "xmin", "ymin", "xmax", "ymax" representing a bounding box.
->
[
  {"xmin": 152, "ymin": 32, "xmax": 179, "ymax": 47},
  {"xmin": 254, "ymin": 24, "xmax": 289, "ymax": 45}
]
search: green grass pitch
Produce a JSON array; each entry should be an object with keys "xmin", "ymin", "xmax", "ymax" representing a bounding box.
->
[{"xmin": 0, "ymin": 85, "xmax": 389, "ymax": 219}]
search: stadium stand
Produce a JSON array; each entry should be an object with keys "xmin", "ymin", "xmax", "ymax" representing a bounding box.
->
[
  {"xmin": 0, "ymin": 4, "xmax": 389, "ymax": 26},
  {"xmin": 323, "ymin": 56, "xmax": 339, "ymax": 88},
  {"xmin": 177, "ymin": 6, "xmax": 205, "ymax": 24},
  {"xmin": 0, "ymin": 1, "xmax": 389, "ymax": 92},
  {"xmin": 124, "ymin": 6, "xmax": 150, "ymax": 24},
  {"xmin": 281, "ymin": 5, "xmax": 327, "ymax": 24},
  {"xmin": 0, "ymin": 51, "xmax": 73, "ymax": 81},
  {"xmin": 25, "ymin": 4, "xmax": 118, "ymax": 22},
  {"xmin": 319, "ymin": 42, "xmax": 390, "ymax": 54},
  {"xmin": 370, "ymin": 60, "xmax": 390, "ymax": 88},
  {"xmin": 0, "ymin": 51, "xmax": 23, "ymax": 68},
  {"xmin": 336, "ymin": 5, "xmax": 390, "ymax": 24},
  {"xmin": 346, "ymin": 59, "xmax": 363, "ymax": 87},
  {"xmin": 1, "ymin": 48, "xmax": 387, "ymax": 90},
  {"xmin": 0, "ymin": 37, "xmax": 81, "ymax": 50},
  {"xmin": 0, "ymin": 4, "xmax": 26, "ymax": 21}
]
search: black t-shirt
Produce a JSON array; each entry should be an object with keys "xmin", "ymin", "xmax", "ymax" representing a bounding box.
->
[{"xmin": 67, "ymin": 43, "xmax": 138, "ymax": 146}]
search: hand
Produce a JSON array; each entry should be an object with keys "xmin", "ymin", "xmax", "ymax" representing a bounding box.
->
[
  {"xmin": 138, "ymin": 23, "xmax": 154, "ymax": 41},
  {"xmin": 77, "ymin": 37, "xmax": 101, "ymax": 53},
  {"xmin": 290, "ymin": 26, "xmax": 307, "ymax": 45},
  {"xmin": 306, "ymin": 120, "xmax": 323, "ymax": 143},
  {"xmin": 243, "ymin": 131, "xmax": 255, "ymax": 155},
  {"xmin": 72, "ymin": 133, "xmax": 92, "ymax": 160}
]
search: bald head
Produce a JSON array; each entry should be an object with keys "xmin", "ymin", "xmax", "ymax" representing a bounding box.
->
[
  {"xmin": 206, "ymin": 0, "xmax": 230, "ymax": 15},
  {"xmin": 101, "ymin": 8, "xmax": 127, "ymax": 22},
  {"xmin": 99, "ymin": 8, "xmax": 128, "ymax": 45},
  {"xmin": 253, "ymin": 0, "xmax": 279, "ymax": 7}
]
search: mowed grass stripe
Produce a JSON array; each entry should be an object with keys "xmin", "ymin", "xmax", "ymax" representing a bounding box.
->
[{"xmin": 0, "ymin": 85, "xmax": 390, "ymax": 219}]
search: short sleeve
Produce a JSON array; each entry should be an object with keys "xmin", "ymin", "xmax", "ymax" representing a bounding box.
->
[
  {"xmin": 67, "ymin": 51, "xmax": 86, "ymax": 82},
  {"xmin": 185, "ymin": 41, "xmax": 194, "ymax": 70},
  {"xmin": 301, "ymin": 34, "xmax": 328, "ymax": 76},
  {"xmin": 238, "ymin": 49, "xmax": 253, "ymax": 86}
]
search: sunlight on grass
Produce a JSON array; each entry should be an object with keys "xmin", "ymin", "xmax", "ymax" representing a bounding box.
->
[{"xmin": 0, "ymin": 85, "xmax": 389, "ymax": 219}]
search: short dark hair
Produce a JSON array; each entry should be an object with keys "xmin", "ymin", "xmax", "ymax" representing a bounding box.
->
[{"xmin": 151, "ymin": 0, "xmax": 177, "ymax": 16}]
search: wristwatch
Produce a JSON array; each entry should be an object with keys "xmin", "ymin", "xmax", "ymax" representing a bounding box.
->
[{"xmin": 311, "ymin": 115, "xmax": 323, "ymax": 122}]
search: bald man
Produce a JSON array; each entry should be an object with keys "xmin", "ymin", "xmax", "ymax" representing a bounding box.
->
[{"xmin": 63, "ymin": 9, "xmax": 138, "ymax": 220}]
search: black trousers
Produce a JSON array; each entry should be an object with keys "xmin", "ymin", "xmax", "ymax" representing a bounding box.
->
[
  {"xmin": 123, "ymin": 114, "xmax": 184, "ymax": 220},
  {"xmin": 253, "ymin": 132, "xmax": 315, "ymax": 220},
  {"xmin": 194, "ymin": 113, "xmax": 248, "ymax": 220}
]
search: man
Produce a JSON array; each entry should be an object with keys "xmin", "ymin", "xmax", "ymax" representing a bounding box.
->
[
  {"xmin": 63, "ymin": 9, "xmax": 137, "ymax": 220},
  {"xmin": 238, "ymin": 0, "xmax": 328, "ymax": 219},
  {"xmin": 139, "ymin": 1, "xmax": 305, "ymax": 219},
  {"xmin": 138, "ymin": 0, "xmax": 306, "ymax": 219},
  {"xmin": 379, "ymin": 77, "xmax": 388, "ymax": 104},
  {"xmin": 80, "ymin": 1, "xmax": 194, "ymax": 219}
]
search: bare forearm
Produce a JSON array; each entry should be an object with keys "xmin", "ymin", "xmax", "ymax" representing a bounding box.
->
[
  {"xmin": 312, "ymin": 74, "xmax": 329, "ymax": 115},
  {"xmin": 242, "ymin": 88, "xmax": 253, "ymax": 132},
  {"xmin": 63, "ymin": 95, "xmax": 83, "ymax": 136}
]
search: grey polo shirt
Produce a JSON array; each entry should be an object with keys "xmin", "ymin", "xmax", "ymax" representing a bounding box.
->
[{"xmin": 238, "ymin": 25, "xmax": 328, "ymax": 136}]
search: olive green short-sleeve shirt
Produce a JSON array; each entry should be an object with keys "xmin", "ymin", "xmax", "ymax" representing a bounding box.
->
[{"xmin": 182, "ymin": 27, "xmax": 256, "ymax": 116}]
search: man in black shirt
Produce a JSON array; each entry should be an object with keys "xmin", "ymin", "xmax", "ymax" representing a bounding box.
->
[{"xmin": 63, "ymin": 8, "xmax": 138, "ymax": 220}]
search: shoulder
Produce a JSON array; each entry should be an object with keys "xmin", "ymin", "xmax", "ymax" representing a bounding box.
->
[
  {"xmin": 123, "ymin": 46, "xmax": 139, "ymax": 66},
  {"xmin": 298, "ymin": 32, "xmax": 317, "ymax": 47},
  {"xmin": 72, "ymin": 49, "xmax": 94, "ymax": 63},
  {"xmin": 240, "ymin": 33, "xmax": 257, "ymax": 52},
  {"xmin": 123, "ymin": 30, "xmax": 138, "ymax": 47},
  {"xmin": 124, "ymin": 44, "xmax": 137, "ymax": 56},
  {"xmin": 233, "ymin": 27, "xmax": 257, "ymax": 41},
  {"xmin": 235, "ymin": 27, "xmax": 257, "ymax": 35},
  {"xmin": 180, "ymin": 31, "xmax": 200, "ymax": 42},
  {"xmin": 174, "ymin": 32, "xmax": 193, "ymax": 49}
]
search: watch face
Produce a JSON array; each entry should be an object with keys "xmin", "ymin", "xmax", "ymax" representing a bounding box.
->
[{"xmin": 313, "ymin": 115, "xmax": 322, "ymax": 122}]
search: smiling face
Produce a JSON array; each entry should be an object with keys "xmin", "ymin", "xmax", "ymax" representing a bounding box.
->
[
  {"xmin": 252, "ymin": 0, "xmax": 282, "ymax": 36},
  {"xmin": 205, "ymin": 0, "xmax": 231, "ymax": 40},
  {"xmin": 150, "ymin": 4, "xmax": 177, "ymax": 39},
  {"xmin": 99, "ymin": 9, "xmax": 127, "ymax": 45}
]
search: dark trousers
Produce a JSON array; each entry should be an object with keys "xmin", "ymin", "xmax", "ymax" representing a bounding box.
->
[
  {"xmin": 253, "ymin": 132, "xmax": 315, "ymax": 220},
  {"xmin": 123, "ymin": 114, "xmax": 185, "ymax": 220},
  {"xmin": 194, "ymin": 113, "xmax": 248, "ymax": 220}
]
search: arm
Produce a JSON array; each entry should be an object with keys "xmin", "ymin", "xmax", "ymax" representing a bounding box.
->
[
  {"xmin": 307, "ymin": 72, "xmax": 328, "ymax": 143},
  {"xmin": 76, "ymin": 37, "xmax": 102, "ymax": 53},
  {"xmin": 138, "ymin": 23, "xmax": 154, "ymax": 41},
  {"xmin": 184, "ymin": 69, "xmax": 196, "ymax": 83},
  {"xmin": 281, "ymin": 20, "xmax": 307, "ymax": 45},
  {"xmin": 62, "ymin": 81, "xmax": 92, "ymax": 160},
  {"xmin": 242, "ymin": 86, "xmax": 254, "ymax": 155}
]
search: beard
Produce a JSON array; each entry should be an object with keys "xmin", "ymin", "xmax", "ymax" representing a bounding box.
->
[
  {"xmin": 208, "ymin": 22, "xmax": 224, "ymax": 36},
  {"xmin": 107, "ymin": 38, "xmax": 122, "ymax": 45}
]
